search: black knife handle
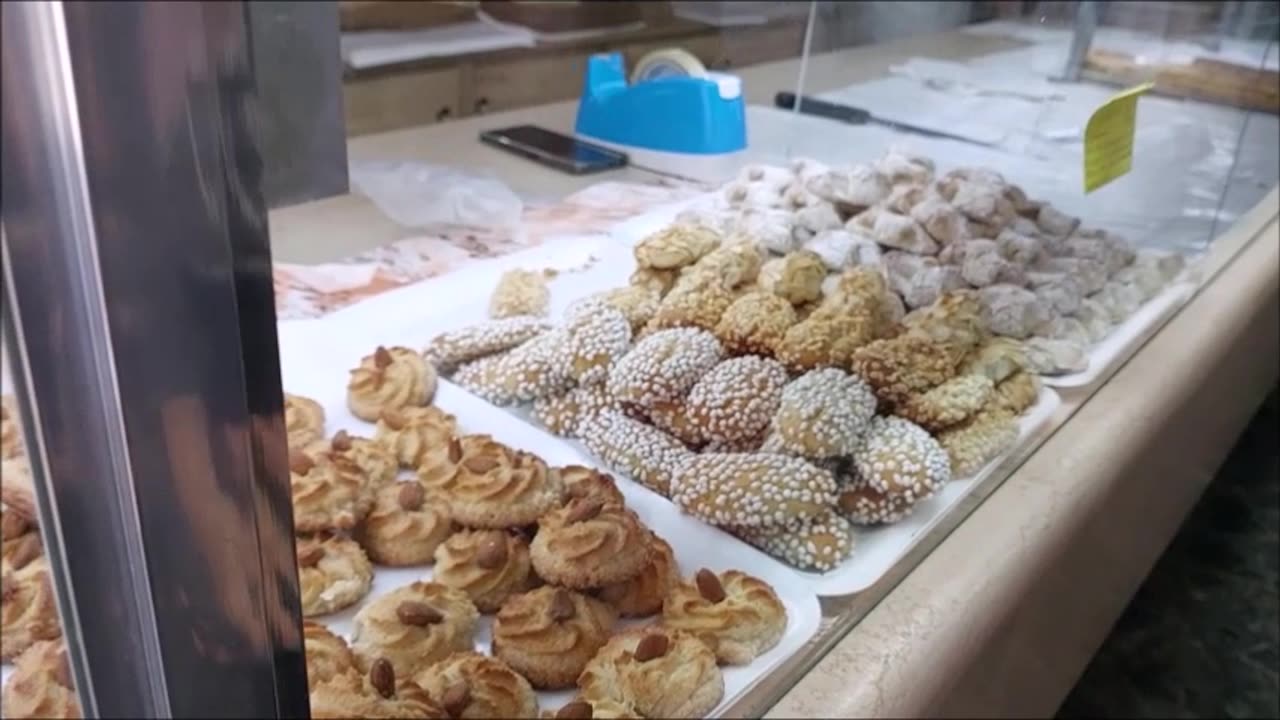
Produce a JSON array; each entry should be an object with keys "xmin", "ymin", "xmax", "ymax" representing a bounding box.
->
[{"xmin": 774, "ymin": 91, "xmax": 872, "ymax": 125}]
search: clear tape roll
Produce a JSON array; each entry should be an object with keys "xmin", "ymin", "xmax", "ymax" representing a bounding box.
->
[{"xmin": 631, "ymin": 48, "xmax": 708, "ymax": 84}]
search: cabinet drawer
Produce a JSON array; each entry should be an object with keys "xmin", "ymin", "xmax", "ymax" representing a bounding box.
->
[
  {"xmin": 344, "ymin": 68, "xmax": 462, "ymax": 136},
  {"xmin": 471, "ymin": 53, "xmax": 588, "ymax": 114}
]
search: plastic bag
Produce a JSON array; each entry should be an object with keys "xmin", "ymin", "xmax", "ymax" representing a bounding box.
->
[{"xmin": 349, "ymin": 161, "xmax": 523, "ymax": 230}]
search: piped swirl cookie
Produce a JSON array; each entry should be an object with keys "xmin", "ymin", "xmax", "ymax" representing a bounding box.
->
[
  {"xmin": 1, "ymin": 395, "xmax": 24, "ymax": 459},
  {"xmin": 414, "ymin": 652, "xmax": 539, "ymax": 720},
  {"xmin": 432, "ymin": 530, "xmax": 539, "ymax": 613},
  {"xmin": 290, "ymin": 450, "xmax": 371, "ymax": 533},
  {"xmin": 375, "ymin": 406, "xmax": 458, "ymax": 470},
  {"xmin": 1, "ymin": 545, "xmax": 61, "ymax": 661},
  {"xmin": 350, "ymin": 581, "xmax": 479, "ymax": 677},
  {"xmin": 492, "ymin": 587, "xmax": 617, "ymax": 689},
  {"xmin": 554, "ymin": 466, "xmax": 626, "ymax": 508},
  {"xmin": 297, "ymin": 534, "xmax": 374, "ymax": 617},
  {"xmin": 0, "ymin": 640, "xmax": 80, "ymax": 719},
  {"xmin": 577, "ymin": 626, "xmax": 724, "ymax": 719},
  {"xmin": 285, "ymin": 392, "xmax": 326, "ymax": 449},
  {"xmin": 661, "ymin": 569, "xmax": 787, "ymax": 665},
  {"xmin": 309, "ymin": 660, "xmax": 447, "ymax": 719},
  {"xmin": 304, "ymin": 621, "xmax": 358, "ymax": 690},
  {"xmin": 595, "ymin": 532, "xmax": 679, "ymax": 618},
  {"xmin": 306, "ymin": 430, "xmax": 398, "ymax": 490},
  {"xmin": 348, "ymin": 346, "xmax": 437, "ymax": 422},
  {"xmin": 444, "ymin": 444, "xmax": 564, "ymax": 529},
  {"xmin": 530, "ymin": 499, "xmax": 651, "ymax": 589},
  {"xmin": 358, "ymin": 481, "xmax": 455, "ymax": 566}
]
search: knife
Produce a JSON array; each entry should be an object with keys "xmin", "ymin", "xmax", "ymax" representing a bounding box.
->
[{"xmin": 774, "ymin": 91, "xmax": 1001, "ymax": 149}]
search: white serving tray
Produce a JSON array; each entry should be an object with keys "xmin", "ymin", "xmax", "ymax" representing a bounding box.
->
[
  {"xmin": 279, "ymin": 341, "xmax": 822, "ymax": 717},
  {"xmin": 1041, "ymin": 281, "xmax": 1196, "ymax": 389}
]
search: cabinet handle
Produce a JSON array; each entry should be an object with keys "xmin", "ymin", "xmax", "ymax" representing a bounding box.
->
[
  {"xmin": 474, "ymin": 97, "xmax": 490, "ymax": 114},
  {"xmin": 436, "ymin": 106, "xmax": 452, "ymax": 122}
]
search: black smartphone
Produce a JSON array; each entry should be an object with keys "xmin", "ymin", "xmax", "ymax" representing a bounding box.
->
[{"xmin": 479, "ymin": 125, "xmax": 628, "ymax": 175}]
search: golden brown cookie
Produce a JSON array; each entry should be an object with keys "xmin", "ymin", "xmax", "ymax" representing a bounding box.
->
[
  {"xmin": 304, "ymin": 621, "xmax": 358, "ymax": 690},
  {"xmin": 993, "ymin": 370, "xmax": 1040, "ymax": 415},
  {"xmin": 851, "ymin": 416, "xmax": 951, "ymax": 506},
  {"xmin": 772, "ymin": 368, "xmax": 877, "ymax": 459},
  {"xmin": 577, "ymin": 626, "xmax": 724, "ymax": 719},
  {"xmin": 895, "ymin": 373, "xmax": 994, "ymax": 432},
  {"xmin": 290, "ymin": 449, "xmax": 371, "ymax": 533},
  {"xmin": 297, "ymin": 534, "xmax": 374, "ymax": 617},
  {"xmin": 553, "ymin": 466, "xmax": 626, "ymax": 508},
  {"xmin": 850, "ymin": 334, "xmax": 966, "ymax": 410},
  {"xmin": 0, "ymin": 457, "xmax": 36, "ymax": 522},
  {"xmin": 358, "ymin": 481, "xmax": 455, "ymax": 566},
  {"xmin": 452, "ymin": 330, "xmax": 573, "ymax": 406},
  {"xmin": 684, "ymin": 356, "xmax": 789, "ymax": 448},
  {"xmin": 0, "ymin": 395, "xmax": 23, "ymax": 460},
  {"xmin": 1, "ymin": 542, "xmax": 61, "ymax": 661},
  {"xmin": 544, "ymin": 697, "xmax": 640, "ymax": 719},
  {"xmin": 350, "ymin": 581, "xmax": 479, "ymax": 677},
  {"xmin": 418, "ymin": 436, "xmax": 464, "ymax": 496},
  {"xmin": 530, "ymin": 384, "xmax": 621, "ymax": 439},
  {"xmin": 634, "ymin": 225, "xmax": 720, "ymax": 270},
  {"xmin": 306, "ymin": 430, "xmax": 399, "ymax": 490},
  {"xmin": 641, "ymin": 278, "xmax": 736, "ymax": 335},
  {"xmin": 348, "ymin": 346, "xmax": 437, "ymax": 422},
  {"xmin": 578, "ymin": 411, "xmax": 695, "ymax": 497},
  {"xmin": 414, "ymin": 652, "xmax": 539, "ymax": 719},
  {"xmin": 490, "ymin": 269, "xmax": 551, "ymax": 319},
  {"xmin": 425, "ymin": 317, "xmax": 553, "ymax": 373},
  {"xmin": 669, "ymin": 453, "xmax": 837, "ymax": 528},
  {"xmin": 492, "ymin": 587, "xmax": 617, "ymax": 690},
  {"xmin": 731, "ymin": 511, "xmax": 855, "ymax": 572},
  {"xmin": 375, "ymin": 406, "xmax": 458, "ymax": 470},
  {"xmin": 775, "ymin": 312, "xmax": 876, "ymax": 373},
  {"xmin": 661, "ymin": 569, "xmax": 787, "ymax": 665},
  {"xmin": 596, "ymin": 533, "xmax": 678, "ymax": 618},
  {"xmin": 935, "ymin": 407, "xmax": 1018, "ymax": 477},
  {"xmin": 285, "ymin": 392, "xmax": 326, "ymax": 449},
  {"xmin": 309, "ymin": 660, "xmax": 448, "ymax": 719},
  {"xmin": 606, "ymin": 328, "xmax": 724, "ymax": 408},
  {"xmin": 564, "ymin": 301, "xmax": 633, "ymax": 386},
  {"xmin": 530, "ymin": 499, "xmax": 651, "ymax": 589},
  {"xmin": 432, "ymin": 529, "xmax": 539, "ymax": 613},
  {"xmin": 444, "ymin": 444, "xmax": 564, "ymax": 529},
  {"xmin": 713, "ymin": 291, "xmax": 798, "ymax": 356},
  {"xmin": 0, "ymin": 640, "xmax": 80, "ymax": 719}
]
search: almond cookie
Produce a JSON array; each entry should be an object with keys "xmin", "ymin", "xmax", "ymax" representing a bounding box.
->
[
  {"xmin": 1, "ymin": 395, "xmax": 24, "ymax": 459},
  {"xmin": 895, "ymin": 373, "xmax": 994, "ymax": 432},
  {"xmin": 290, "ymin": 450, "xmax": 371, "ymax": 533},
  {"xmin": 531, "ymin": 499, "xmax": 651, "ymax": 589},
  {"xmin": 425, "ymin": 317, "xmax": 552, "ymax": 373},
  {"xmin": 685, "ymin": 356, "xmax": 789, "ymax": 448},
  {"xmin": 661, "ymin": 569, "xmax": 787, "ymax": 665},
  {"xmin": 445, "ymin": 444, "xmax": 564, "ymax": 529},
  {"xmin": 2, "ymin": 506, "xmax": 37, "ymax": 571},
  {"xmin": 418, "ymin": 436, "xmax": 464, "ymax": 496},
  {"xmin": 731, "ymin": 511, "xmax": 854, "ymax": 572},
  {"xmin": 350, "ymin": 581, "xmax": 479, "ymax": 677},
  {"xmin": 304, "ymin": 621, "xmax": 358, "ymax": 690},
  {"xmin": 545, "ymin": 697, "xmax": 640, "ymax": 719},
  {"xmin": 606, "ymin": 328, "xmax": 724, "ymax": 408},
  {"xmin": 554, "ymin": 466, "xmax": 626, "ymax": 508},
  {"xmin": 0, "ymin": 457, "xmax": 36, "ymax": 522},
  {"xmin": 596, "ymin": 533, "xmax": 678, "ymax": 618},
  {"xmin": 359, "ymin": 481, "xmax": 455, "ymax": 566},
  {"xmin": 414, "ymin": 652, "xmax": 539, "ymax": 719},
  {"xmin": 348, "ymin": 346, "xmax": 437, "ymax": 422},
  {"xmin": 490, "ymin": 269, "xmax": 551, "ymax": 319},
  {"xmin": 297, "ymin": 534, "xmax": 374, "ymax": 617},
  {"xmin": 758, "ymin": 250, "xmax": 826, "ymax": 306},
  {"xmin": 1, "ymin": 546, "xmax": 61, "ymax": 661},
  {"xmin": 453, "ymin": 330, "xmax": 573, "ymax": 406},
  {"xmin": 310, "ymin": 660, "xmax": 447, "ymax": 719},
  {"xmin": 530, "ymin": 384, "xmax": 620, "ymax": 439},
  {"xmin": 306, "ymin": 430, "xmax": 399, "ymax": 490},
  {"xmin": 578, "ymin": 411, "xmax": 695, "ymax": 497},
  {"xmin": 935, "ymin": 407, "xmax": 1018, "ymax": 477},
  {"xmin": 772, "ymin": 368, "xmax": 877, "ymax": 459},
  {"xmin": 492, "ymin": 587, "xmax": 617, "ymax": 689},
  {"xmin": 577, "ymin": 626, "xmax": 724, "ymax": 719},
  {"xmin": 775, "ymin": 312, "xmax": 877, "ymax": 373},
  {"xmin": 713, "ymin": 291, "xmax": 798, "ymax": 357},
  {"xmin": 634, "ymin": 224, "xmax": 720, "ymax": 270},
  {"xmin": 375, "ymin": 406, "xmax": 458, "ymax": 469},
  {"xmin": 670, "ymin": 453, "xmax": 837, "ymax": 528},
  {"xmin": 432, "ymin": 529, "xmax": 539, "ymax": 613},
  {"xmin": 0, "ymin": 640, "xmax": 80, "ymax": 719},
  {"xmin": 285, "ymin": 392, "xmax": 326, "ymax": 449}
]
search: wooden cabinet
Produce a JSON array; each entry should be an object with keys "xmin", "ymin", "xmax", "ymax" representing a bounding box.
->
[{"xmin": 343, "ymin": 67, "xmax": 462, "ymax": 136}]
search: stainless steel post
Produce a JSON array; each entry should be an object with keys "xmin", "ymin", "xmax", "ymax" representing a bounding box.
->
[{"xmin": 1057, "ymin": 0, "xmax": 1100, "ymax": 82}]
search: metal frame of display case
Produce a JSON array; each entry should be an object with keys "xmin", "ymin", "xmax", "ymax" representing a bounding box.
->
[{"xmin": 1, "ymin": 1, "xmax": 307, "ymax": 716}]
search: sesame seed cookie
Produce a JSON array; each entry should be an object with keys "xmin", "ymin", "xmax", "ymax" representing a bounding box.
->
[
  {"xmin": 577, "ymin": 626, "xmax": 724, "ymax": 719},
  {"xmin": 772, "ymin": 368, "xmax": 877, "ymax": 459},
  {"xmin": 642, "ymin": 277, "xmax": 736, "ymax": 335},
  {"xmin": 685, "ymin": 356, "xmax": 789, "ymax": 448},
  {"xmin": 661, "ymin": 569, "xmax": 787, "ymax": 665},
  {"xmin": 895, "ymin": 373, "xmax": 995, "ymax": 432},
  {"xmin": 414, "ymin": 652, "xmax": 540, "ymax": 720},
  {"xmin": 296, "ymin": 534, "xmax": 374, "ymax": 617},
  {"xmin": 606, "ymin": 328, "xmax": 724, "ymax": 408},
  {"xmin": 357, "ymin": 481, "xmax": 455, "ymax": 566},
  {"xmin": 432, "ymin": 529, "xmax": 539, "ymax": 613},
  {"xmin": 567, "ymin": 286, "xmax": 660, "ymax": 334},
  {"xmin": 670, "ymin": 453, "xmax": 837, "ymax": 528},
  {"xmin": 713, "ymin": 291, "xmax": 798, "ymax": 357},
  {"xmin": 530, "ymin": 384, "xmax": 620, "ymax": 439},
  {"xmin": 853, "ymin": 415, "xmax": 951, "ymax": 502},
  {"xmin": 935, "ymin": 407, "xmax": 1018, "ymax": 477},
  {"xmin": 564, "ymin": 301, "xmax": 633, "ymax": 386},
  {"xmin": 634, "ymin": 225, "xmax": 721, "ymax": 271},
  {"xmin": 350, "ymin": 581, "xmax": 479, "ymax": 677},
  {"xmin": 530, "ymin": 499, "xmax": 651, "ymax": 589},
  {"xmin": 730, "ymin": 511, "xmax": 855, "ymax": 572},
  {"xmin": 492, "ymin": 587, "xmax": 617, "ymax": 689},
  {"xmin": 374, "ymin": 405, "xmax": 458, "ymax": 469},
  {"xmin": 579, "ymin": 411, "xmax": 695, "ymax": 497},
  {"xmin": 425, "ymin": 317, "xmax": 551, "ymax": 373},
  {"xmin": 347, "ymin": 346, "xmax": 436, "ymax": 422},
  {"xmin": 453, "ymin": 330, "xmax": 573, "ymax": 406}
]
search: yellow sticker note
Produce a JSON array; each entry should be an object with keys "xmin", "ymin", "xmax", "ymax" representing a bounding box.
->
[{"xmin": 1083, "ymin": 82, "xmax": 1153, "ymax": 193}]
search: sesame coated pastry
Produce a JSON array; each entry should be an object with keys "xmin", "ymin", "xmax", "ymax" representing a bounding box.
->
[
  {"xmin": 935, "ymin": 407, "xmax": 1019, "ymax": 477},
  {"xmin": 757, "ymin": 250, "xmax": 827, "ymax": 305},
  {"xmin": 849, "ymin": 334, "xmax": 967, "ymax": 410},
  {"xmin": 357, "ymin": 481, "xmax": 454, "ymax": 566},
  {"xmin": 899, "ymin": 290, "xmax": 988, "ymax": 352},
  {"xmin": 491, "ymin": 587, "xmax": 618, "ymax": 689},
  {"xmin": 634, "ymin": 224, "xmax": 721, "ymax": 270},
  {"xmin": 577, "ymin": 626, "xmax": 724, "ymax": 719},
  {"xmin": 775, "ymin": 310, "xmax": 877, "ymax": 373},
  {"xmin": 413, "ymin": 652, "xmax": 540, "ymax": 720},
  {"xmin": 285, "ymin": 392, "xmax": 326, "ymax": 449},
  {"xmin": 303, "ymin": 621, "xmax": 358, "ymax": 690},
  {"xmin": 840, "ymin": 416, "xmax": 951, "ymax": 524},
  {"xmin": 296, "ymin": 534, "xmax": 374, "ymax": 617},
  {"xmin": 530, "ymin": 384, "xmax": 620, "ymax": 439},
  {"xmin": 373, "ymin": 406, "xmax": 458, "ymax": 469},
  {"xmin": 595, "ymin": 532, "xmax": 679, "ymax": 618},
  {"xmin": 289, "ymin": 449, "xmax": 372, "ymax": 533},
  {"xmin": 992, "ymin": 370, "xmax": 1040, "ymax": 415},
  {"xmin": 628, "ymin": 267, "xmax": 679, "ymax": 297},
  {"xmin": 772, "ymin": 368, "xmax": 877, "ymax": 459},
  {"xmin": 670, "ymin": 453, "xmax": 838, "ymax": 528},
  {"xmin": 606, "ymin": 328, "xmax": 724, "ymax": 409},
  {"xmin": 661, "ymin": 569, "xmax": 787, "ymax": 665},
  {"xmin": 424, "ymin": 317, "xmax": 551, "ymax": 373},
  {"xmin": 432, "ymin": 529, "xmax": 539, "ymax": 613},
  {"xmin": 347, "ymin": 346, "xmax": 436, "ymax": 422},
  {"xmin": 453, "ymin": 330, "xmax": 574, "ymax": 406},
  {"xmin": 349, "ymin": 581, "xmax": 479, "ymax": 677},
  {"xmin": 894, "ymin": 373, "xmax": 995, "ymax": 432},
  {"xmin": 530, "ymin": 499, "xmax": 652, "ymax": 589},
  {"xmin": 579, "ymin": 411, "xmax": 695, "ymax": 497},
  {"xmin": 645, "ymin": 399, "xmax": 706, "ymax": 449},
  {"xmin": 0, "ymin": 640, "xmax": 80, "ymax": 719},
  {"xmin": 563, "ymin": 300, "xmax": 633, "ymax": 386},
  {"xmin": 566, "ymin": 285, "xmax": 660, "ymax": 334},
  {"xmin": 713, "ymin": 291, "xmax": 798, "ymax": 356},
  {"xmin": 678, "ymin": 240, "xmax": 764, "ymax": 289},
  {"xmin": 684, "ymin": 356, "xmax": 789, "ymax": 448},
  {"xmin": 489, "ymin": 269, "xmax": 551, "ymax": 319},
  {"xmin": 730, "ymin": 511, "xmax": 855, "ymax": 572},
  {"xmin": 641, "ymin": 275, "xmax": 737, "ymax": 335}
]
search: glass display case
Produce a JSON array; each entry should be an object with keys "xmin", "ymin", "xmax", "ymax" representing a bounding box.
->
[{"xmin": 2, "ymin": 1, "xmax": 1276, "ymax": 718}]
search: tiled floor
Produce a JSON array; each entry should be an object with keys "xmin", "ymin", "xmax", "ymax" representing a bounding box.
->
[{"xmin": 1057, "ymin": 390, "xmax": 1279, "ymax": 718}]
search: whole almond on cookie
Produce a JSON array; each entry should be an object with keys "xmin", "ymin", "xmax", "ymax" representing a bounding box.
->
[
  {"xmin": 396, "ymin": 601, "xmax": 443, "ymax": 626},
  {"xmin": 442, "ymin": 681, "xmax": 471, "ymax": 717},
  {"xmin": 548, "ymin": 589, "xmax": 576, "ymax": 621},
  {"xmin": 633, "ymin": 633, "xmax": 669, "ymax": 662},
  {"xmin": 694, "ymin": 568, "xmax": 727, "ymax": 603},
  {"xmin": 556, "ymin": 701, "xmax": 593, "ymax": 719},
  {"xmin": 463, "ymin": 455, "xmax": 498, "ymax": 473},
  {"xmin": 397, "ymin": 483, "xmax": 426, "ymax": 511},
  {"xmin": 381, "ymin": 410, "xmax": 407, "ymax": 430},
  {"xmin": 374, "ymin": 346, "xmax": 394, "ymax": 368},
  {"xmin": 297, "ymin": 545, "xmax": 325, "ymax": 568},
  {"xmin": 53, "ymin": 650, "xmax": 72, "ymax": 688},
  {"xmin": 289, "ymin": 449, "xmax": 315, "ymax": 474},
  {"xmin": 370, "ymin": 658, "xmax": 395, "ymax": 698},
  {"xmin": 1, "ymin": 511, "xmax": 28, "ymax": 540},
  {"xmin": 331, "ymin": 430, "xmax": 353, "ymax": 451},
  {"xmin": 9, "ymin": 534, "xmax": 42, "ymax": 570},
  {"xmin": 447, "ymin": 438, "xmax": 463, "ymax": 463},
  {"xmin": 564, "ymin": 498, "xmax": 603, "ymax": 524},
  {"xmin": 475, "ymin": 533, "xmax": 508, "ymax": 569}
]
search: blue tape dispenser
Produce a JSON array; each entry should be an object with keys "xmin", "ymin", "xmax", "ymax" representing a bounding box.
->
[{"xmin": 574, "ymin": 51, "xmax": 747, "ymax": 181}]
